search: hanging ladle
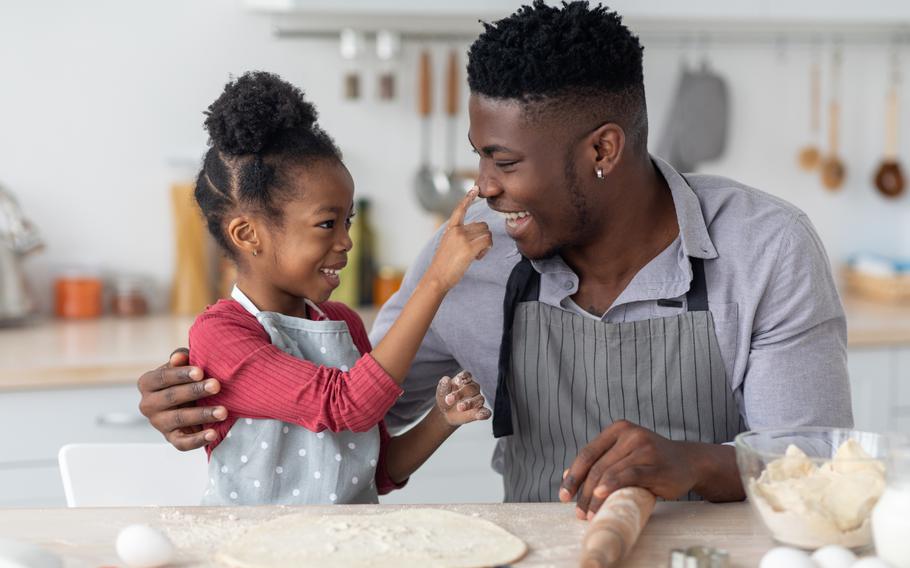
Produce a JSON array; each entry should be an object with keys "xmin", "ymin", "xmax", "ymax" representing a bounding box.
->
[
  {"xmin": 820, "ymin": 48, "xmax": 846, "ymax": 191},
  {"xmin": 874, "ymin": 48, "xmax": 905, "ymax": 198},
  {"xmin": 798, "ymin": 58, "xmax": 821, "ymax": 171}
]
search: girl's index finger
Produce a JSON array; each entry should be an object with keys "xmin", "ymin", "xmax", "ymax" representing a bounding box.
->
[{"xmin": 448, "ymin": 186, "xmax": 479, "ymax": 227}]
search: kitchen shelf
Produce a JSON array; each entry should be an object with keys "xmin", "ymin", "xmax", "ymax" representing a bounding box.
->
[{"xmin": 246, "ymin": 0, "xmax": 910, "ymax": 45}]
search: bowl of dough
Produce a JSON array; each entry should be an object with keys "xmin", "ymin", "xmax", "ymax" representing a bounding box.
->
[{"xmin": 735, "ymin": 427, "xmax": 887, "ymax": 551}]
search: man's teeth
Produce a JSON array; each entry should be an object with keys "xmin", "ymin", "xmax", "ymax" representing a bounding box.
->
[
  {"xmin": 320, "ymin": 268, "xmax": 340, "ymax": 275},
  {"xmin": 499, "ymin": 211, "xmax": 530, "ymax": 221}
]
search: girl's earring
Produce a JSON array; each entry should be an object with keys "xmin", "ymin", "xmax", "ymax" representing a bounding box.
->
[
  {"xmin": 595, "ymin": 167, "xmax": 605, "ymax": 180},
  {"xmin": 252, "ymin": 250, "xmax": 259, "ymax": 257}
]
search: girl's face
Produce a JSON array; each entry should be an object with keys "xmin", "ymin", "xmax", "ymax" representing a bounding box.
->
[{"xmin": 253, "ymin": 159, "xmax": 355, "ymax": 307}]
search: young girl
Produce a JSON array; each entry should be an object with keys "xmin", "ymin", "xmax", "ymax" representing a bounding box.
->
[{"xmin": 189, "ymin": 71, "xmax": 493, "ymax": 505}]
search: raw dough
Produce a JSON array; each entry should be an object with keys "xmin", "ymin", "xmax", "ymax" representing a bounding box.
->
[
  {"xmin": 216, "ymin": 508, "xmax": 528, "ymax": 568},
  {"xmin": 748, "ymin": 439, "xmax": 886, "ymax": 549}
]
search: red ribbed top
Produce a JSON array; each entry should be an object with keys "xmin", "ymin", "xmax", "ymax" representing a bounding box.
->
[{"xmin": 190, "ymin": 299, "xmax": 405, "ymax": 494}]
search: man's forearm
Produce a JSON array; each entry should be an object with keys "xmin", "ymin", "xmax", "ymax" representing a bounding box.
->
[{"xmin": 689, "ymin": 442, "xmax": 745, "ymax": 502}]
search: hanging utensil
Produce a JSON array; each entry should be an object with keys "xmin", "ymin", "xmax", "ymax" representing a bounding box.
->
[
  {"xmin": 413, "ymin": 49, "xmax": 440, "ymax": 213},
  {"xmin": 436, "ymin": 48, "xmax": 475, "ymax": 215},
  {"xmin": 874, "ymin": 46, "xmax": 905, "ymax": 198},
  {"xmin": 820, "ymin": 47, "xmax": 846, "ymax": 191},
  {"xmin": 797, "ymin": 57, "xmax": 821, "ymax": 171}
]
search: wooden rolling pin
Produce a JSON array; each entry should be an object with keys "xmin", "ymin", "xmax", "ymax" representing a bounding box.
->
[{"xmin": 579, "ymin": 487, "xmax": 656, "ymax": 568}]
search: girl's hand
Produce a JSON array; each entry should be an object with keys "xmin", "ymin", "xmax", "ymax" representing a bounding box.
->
[
  {"xmin": 424, "ymin": 187, "xmax": 493, "ymax": 292},
  {"xmin": 435, "ymin": 371, "xmax": 491, "ymax": 427}
]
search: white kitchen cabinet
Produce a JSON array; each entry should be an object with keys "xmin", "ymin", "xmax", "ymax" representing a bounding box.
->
[
  {"xmin": 847, "ymin": 346, "xmax": 910, "ymax": 435},
  {"xmin": 0, "ymin": 385, "xmax": 162, "ymax": 507}
]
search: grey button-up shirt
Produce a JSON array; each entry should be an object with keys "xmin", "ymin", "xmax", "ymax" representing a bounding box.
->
[{"xmin": 371, "ymin": 157, "xmax": 852, "ymax": 437}]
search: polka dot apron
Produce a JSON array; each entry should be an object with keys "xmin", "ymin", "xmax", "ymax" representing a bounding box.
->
[{"xmin": 201, "ymin": 286, "xmax": 381, "ymax": 505}]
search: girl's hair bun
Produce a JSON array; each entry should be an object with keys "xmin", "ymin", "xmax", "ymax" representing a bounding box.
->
[{"xmin": 204, "ymin": 71, "xmax": 318, "ymax": 155}]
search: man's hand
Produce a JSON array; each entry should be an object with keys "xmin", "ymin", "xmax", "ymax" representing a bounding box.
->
[
  {"xmin": 137, "ymin": 348, "xmax": 227, "ymax": 451},
  {"xmin": 559, "ymin": 420, "xmax": 744, "ymax": 519}
]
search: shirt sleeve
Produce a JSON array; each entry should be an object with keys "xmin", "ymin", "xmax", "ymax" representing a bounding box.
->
[
  {"xmin": 190, "ymin": 307, "xmax": 403, "ymax": 433},
  {"xmin": 369, "ymin": 227, "xmax": 462, "ymax": 431},
  {"xmin": 743, "ymin": 213, "xmax": 853, "ymax": 430}
]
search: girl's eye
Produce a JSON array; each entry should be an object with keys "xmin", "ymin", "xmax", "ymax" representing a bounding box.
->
[
  {"xmin": 496, "ymin": 161, "xmax": 518, "ymax": 169},
  {"xmin": 318, "ymin": 220, "xmax": 335, "ymax": 229}
]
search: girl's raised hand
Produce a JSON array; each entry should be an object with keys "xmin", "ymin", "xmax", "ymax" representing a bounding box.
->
[{"xmin": 424, "ymin": 187, "xmax": 493, "ymax": 292}]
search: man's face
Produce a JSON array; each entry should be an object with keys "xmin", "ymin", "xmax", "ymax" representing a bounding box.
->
[{"xmin": 468, "ymin": 94, "xmax": 597, "ymax": 260}]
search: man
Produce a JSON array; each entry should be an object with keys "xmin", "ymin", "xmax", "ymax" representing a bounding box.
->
[{"xmin": 138, "ymin": 1, "xmax": 851, "ymax": 518}]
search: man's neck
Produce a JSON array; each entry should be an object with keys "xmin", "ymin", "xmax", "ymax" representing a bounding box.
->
[{"xmin": 562, "ymin": 158, "xmax": 680, "ymax": 314}]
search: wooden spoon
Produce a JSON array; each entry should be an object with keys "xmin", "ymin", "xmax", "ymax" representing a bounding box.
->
[
  {"xmin": 798, "ymin": 60, "xmax": 821, "ymax": 170},
  {"xmin": 874, "ymin": 81, "xmax": 905, "ymax": 198},
  {"xmin": 820, "ymin": 50, "xmax": 846, "ymax": 191}
]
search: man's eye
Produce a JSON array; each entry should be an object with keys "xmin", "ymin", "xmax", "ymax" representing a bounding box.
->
[{"xmin": 496, "ymin": 161, "xmax": 518, "ymax": 168}]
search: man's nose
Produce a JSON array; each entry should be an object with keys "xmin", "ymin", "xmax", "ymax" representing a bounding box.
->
[{"xmin": 476, "ymin": 172, "xmax": 503, "ymax": 199}]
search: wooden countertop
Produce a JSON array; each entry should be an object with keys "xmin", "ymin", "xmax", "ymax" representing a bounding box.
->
[
  {"xmin": 0, "ymin": 502, "xmax": 776, "ymax": 567},
  {"xmin": 1, "ymin": 295, "xmax": 909, "ymax": 391}
]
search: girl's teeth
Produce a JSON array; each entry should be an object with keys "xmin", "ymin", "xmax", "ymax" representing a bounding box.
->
[{"xmin": 321, "ymin": 268, "xmax": 339, "ymax": 275}]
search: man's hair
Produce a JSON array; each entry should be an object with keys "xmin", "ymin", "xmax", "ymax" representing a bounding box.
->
[{"xmin": 467, "ymin": 1, "xmax": 647, "ymax": 151}]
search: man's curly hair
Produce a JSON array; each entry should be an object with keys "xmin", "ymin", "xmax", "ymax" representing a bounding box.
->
[{"xmin": 467, "ymin": 1, "xmax": 648, "ymax": 151}]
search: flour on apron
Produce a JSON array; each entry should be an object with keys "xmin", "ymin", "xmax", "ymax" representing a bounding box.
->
[{"xmin": 202, "ymin": 287, "xmax": 380, "ymax": 505}]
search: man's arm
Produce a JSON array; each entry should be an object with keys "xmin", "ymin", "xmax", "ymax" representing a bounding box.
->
[
  {"xmin": 560, "ymin": 213, "xmax": 851, "ymax": 516},
  {"xmin": 370, "ymin": 225, "xmax": 462, "ymax": 431}
]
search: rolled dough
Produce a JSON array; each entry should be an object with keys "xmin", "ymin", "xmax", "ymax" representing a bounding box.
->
[{"xmin": 217, "ymin": 508, "xmax": 527, "ymax": 568}]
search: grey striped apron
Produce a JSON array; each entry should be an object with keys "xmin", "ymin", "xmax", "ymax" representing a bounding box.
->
[{"xmin": 492, "ymin": 256, "xmax": 744, "ymax": 502}]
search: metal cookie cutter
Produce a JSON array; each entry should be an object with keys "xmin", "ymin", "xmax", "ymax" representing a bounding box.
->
[{"xmin": 669, "ymin": 545, "xmax": 730, "ymax": 568}]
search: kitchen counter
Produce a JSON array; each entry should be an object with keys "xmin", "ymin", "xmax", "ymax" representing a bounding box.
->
[
  {"xmin": 0, "ymin": 502, "xmax": 775, "ymax": 567},
  {"xmin": 1, "ymin": 295, "xmax": 909, "ymax": 391}
]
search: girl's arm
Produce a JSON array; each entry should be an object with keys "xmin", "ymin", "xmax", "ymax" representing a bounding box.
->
[
  {"xmin": 368, "ymin": 189, "xmax": 492, "ymax": 384},
  {"xmin": 191, "ymin": 304, "xmax": 400, "ymax": 434},
  {"xmin": 384, "ymin": 372, "xmax": 490, "ymax": 483}
]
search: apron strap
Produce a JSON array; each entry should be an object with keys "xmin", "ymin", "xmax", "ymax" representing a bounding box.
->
[
  {"xmin": 493, "ymin": 257, "xmax": 539, "ymax": 438},
  {"xmin": 687, "ymin": 257, "xmax": 709, "ymax": 312}
]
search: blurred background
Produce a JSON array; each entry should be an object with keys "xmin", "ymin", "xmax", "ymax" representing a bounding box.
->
[{"xmin": 2, "ymin": 0, "xmax": 910, "ymax": 507}]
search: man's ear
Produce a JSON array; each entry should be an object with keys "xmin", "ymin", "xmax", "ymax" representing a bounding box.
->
[
  {"xmin": 590, "ymin": 122, "xmax": 626, "ymax": 177},
  {"xmin": 227, "ymin": 216, "xmax": 262, "ymax": 256}
]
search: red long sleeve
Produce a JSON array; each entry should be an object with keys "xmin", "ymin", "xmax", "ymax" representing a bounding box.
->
[
  {"xmin": 190, "ymin": 299, "xmax": 402, "ymax": 434},
  {"xmin": 190, "ymin": 299, "xmax": 406, "ymax": 494}
]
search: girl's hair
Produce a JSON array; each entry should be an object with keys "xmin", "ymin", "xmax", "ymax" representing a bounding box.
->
[{"xmin": 194, "ymin": 71, "xmax": 342, "ymax": 258}]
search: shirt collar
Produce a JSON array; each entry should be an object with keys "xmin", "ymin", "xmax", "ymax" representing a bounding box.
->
[{"xmin": 653, "ymin": 156, "xmax": 718, "ymax": 260}]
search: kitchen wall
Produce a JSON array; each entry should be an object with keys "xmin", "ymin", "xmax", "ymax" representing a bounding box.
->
[{"xmin": 2, "ymin": 0, "xmax": 910, "ymax": 313}]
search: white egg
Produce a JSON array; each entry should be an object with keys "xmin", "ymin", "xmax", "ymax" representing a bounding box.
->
[
  {"xmin": 811, "ymin": 545, "xmax": 857, "ymax": 568},
  {"xmin": 760, "ymin": 546, "xmax": 816, "ymax": 568},
  {"xmin": 115, "ymin": 524, "xmax": 175, "ymax": 568},
  {"xmin": 852, "ymin": 558, "xmax": 895, "ymax": 568}
]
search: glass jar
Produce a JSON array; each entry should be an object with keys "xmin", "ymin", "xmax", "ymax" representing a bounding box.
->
[
  {"xmin": 55, "ymin": 269, "xmax": 103, "ymax": 319},
  {"xmin": 872, "ymin": 436, "xmax": 910, "ymax": 567},
  {"xmin": 111, "ymin": 276, "xmax": 149, "ymax": 317}
]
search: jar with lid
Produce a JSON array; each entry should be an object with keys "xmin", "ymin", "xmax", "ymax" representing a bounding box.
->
[
  {"xmin": 111, "ymin": 276, "xmax": 149, "ymax": 317},
  {"xmin": 872, "ymin": 435, "xmax": 910, "ymax": 567},
  {"xmin": 54, "ymin": 268, "xmax": 103, "ymax": 319}
]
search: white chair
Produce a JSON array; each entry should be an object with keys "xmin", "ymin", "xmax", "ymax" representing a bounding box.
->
[{"xmin": 58, "ymin": 443, "xmax": 209, "ymax": 507}]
